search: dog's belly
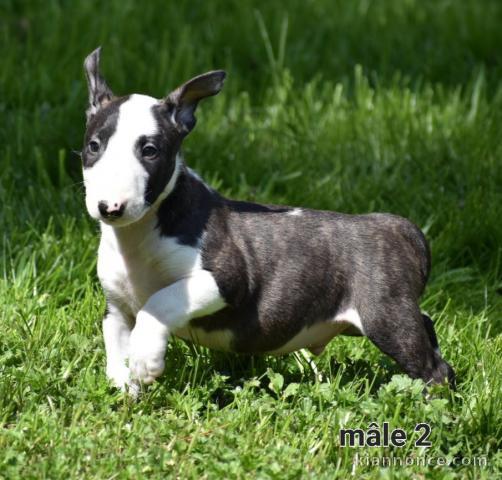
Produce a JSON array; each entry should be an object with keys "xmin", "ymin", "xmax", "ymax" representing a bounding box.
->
[
  {"xmin": 175, "ymin": 308, "xmax": 364, "ymax": 355},
  {"xmin": 267, "ymin": 313, "xmax": 364, "ymax": 355},
  {"xmin": 174, "ymin": 326, "xmax": 235, "ymax": 351},
  {"xmin": 267, "ymin": 321, "xmax": 347, "ymax": 355}
]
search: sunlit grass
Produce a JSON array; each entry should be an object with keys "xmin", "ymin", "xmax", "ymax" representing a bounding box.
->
[{"xmin": 0, "ymin": 0, "xmax": 501, "ymax": 477}]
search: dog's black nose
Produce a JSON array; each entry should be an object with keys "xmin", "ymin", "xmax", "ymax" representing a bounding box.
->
[{"xmin": 98, "ymin": 201, "xmax": 126, "ymax": 219}]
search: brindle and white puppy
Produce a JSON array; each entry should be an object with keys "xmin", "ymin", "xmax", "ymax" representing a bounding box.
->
[{"xmin": 81, "ymin": 47, "xmax": 455, "ymax": 394}]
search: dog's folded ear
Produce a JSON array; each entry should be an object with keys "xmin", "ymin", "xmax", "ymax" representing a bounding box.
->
[
  {"xmin": 84, "ymin": 46, "xmax": 114, "ymax": 122},
  {"xmin": 162, "ymin": 70, "xmax": 226, "ymax": 134}
]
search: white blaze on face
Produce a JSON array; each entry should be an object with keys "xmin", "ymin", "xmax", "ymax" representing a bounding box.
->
[{"xmin": 83, "ymin": 94, "xmax": 159, "ymax": 226}]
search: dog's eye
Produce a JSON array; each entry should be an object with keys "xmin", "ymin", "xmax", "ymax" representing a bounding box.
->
[
  {"xmin": 142, "ymin": 144, "xmax": 158, "ymax": 158},
  {"xmin": 88, "ymin": 140, "xmax": 100, "ymax": 154}
]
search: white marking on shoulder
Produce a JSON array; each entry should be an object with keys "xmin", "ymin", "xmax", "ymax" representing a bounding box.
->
[{"xmin": 287, "ymin": 208, "xmax": 302, "ymax": 216}]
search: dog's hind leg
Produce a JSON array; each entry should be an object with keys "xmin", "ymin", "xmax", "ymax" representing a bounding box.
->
[
  {"xmin": 362, "ymin": 303, "xmax": 455, "ymax": 388},
  {"xmin": 421, "ymin": 313, "xmax": 440, "ymax": 352},
  {"xmin": 421, "ymin": 312, "xmax": 455, "ymax": 388}
]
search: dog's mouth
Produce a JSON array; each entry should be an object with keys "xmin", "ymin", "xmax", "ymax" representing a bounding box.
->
[{"xmin": 100, "ymin": 215, "xmax": 129, "ymax": 226}]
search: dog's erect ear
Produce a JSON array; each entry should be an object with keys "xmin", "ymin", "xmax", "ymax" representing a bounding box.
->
[
  {"xmin": 84, "ymin": 46, "xmax": 114, "ymax": 122},
  {"xmin": 162, "ymin": 70, "xmax": 226, "ymax": 133}
]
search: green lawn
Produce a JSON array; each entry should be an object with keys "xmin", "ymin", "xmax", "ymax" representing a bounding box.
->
[{"xmin": 1, "ymin": 0, "xmax": 501, "ymax": 478}]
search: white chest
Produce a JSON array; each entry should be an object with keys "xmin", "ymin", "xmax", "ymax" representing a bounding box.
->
[{"xmin": 97, "ymin": 220, "xmax": 203, "ymax": 318}]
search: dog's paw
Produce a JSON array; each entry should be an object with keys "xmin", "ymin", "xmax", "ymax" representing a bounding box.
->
[
  {"xmin": 128, "ymin": 315, "xmax": 168, "ymax": 385},
  {"xmin": 106, "ymin": 363, "xmax": 131, "ymax": 388},
  {"xmin": 106, "ymin": 363, "xmax": 140, "ymax": 396},
  {"xmin": 129, "ymin": 339, "xmax": 166, "ymax": 385}
]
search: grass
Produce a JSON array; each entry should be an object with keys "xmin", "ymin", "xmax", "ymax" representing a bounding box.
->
[{"xmin": 1, "ymin": 0, "xmax": 502, "ymax": 478}]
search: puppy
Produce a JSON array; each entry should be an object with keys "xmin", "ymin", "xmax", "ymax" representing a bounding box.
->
[{"xmin": 81, "ymin": 47, "xmax": 455, "ymax": 393}]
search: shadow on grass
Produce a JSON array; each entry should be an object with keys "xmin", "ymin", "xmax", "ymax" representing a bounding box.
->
[{"xmin": 144, "ymin": 346, "xmax": 404, "ymax": 412}]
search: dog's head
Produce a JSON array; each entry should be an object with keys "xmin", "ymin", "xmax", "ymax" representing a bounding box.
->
[{"xmin": 81, "ymin": 47, "xmax": 225, "ymax": 226}]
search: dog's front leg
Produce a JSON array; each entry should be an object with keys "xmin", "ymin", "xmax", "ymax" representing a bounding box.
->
[
  {"xmin": 129, "ymin": 270, "xmax": 226, "ymax": 385},
  {"xmin": 103, "ymin": 305, "xmax": 134, "ymax": 392}
]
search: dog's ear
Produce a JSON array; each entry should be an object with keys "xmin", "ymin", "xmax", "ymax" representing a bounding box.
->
[
  {"xmin": 84, "ymin": 46, "xmax": 114, "ymax": 122},
  {"xmin": 162, "ymin": 70, "xmax": 226, "ymax": 133}
]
